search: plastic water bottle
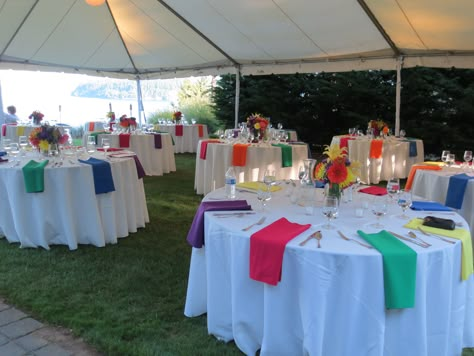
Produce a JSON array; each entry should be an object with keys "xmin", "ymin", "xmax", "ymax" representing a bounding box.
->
[{"xmin": 225, "ymin": 166, "xmax": 236, "ymax": 199}]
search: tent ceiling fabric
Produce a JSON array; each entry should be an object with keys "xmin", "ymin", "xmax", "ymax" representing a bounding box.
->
[{"xmin": 0, "ymin": 0, "xmax": 473, "ymax": 79}]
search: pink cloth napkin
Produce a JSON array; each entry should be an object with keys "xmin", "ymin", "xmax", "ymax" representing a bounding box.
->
[
  {"xmin": 359, "ymin": 186, "xmax": 387, "ymax": 196},
  {"xmin": 250, "ymin": 218, "xmax": 311, "ymax": 286}
]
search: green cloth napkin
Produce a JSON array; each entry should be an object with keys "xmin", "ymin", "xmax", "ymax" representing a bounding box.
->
[
  {"xmin": 272, "ymin": 144, "xmax": 293, "ymax": 167},
  {"xmin": 404, "ymin": 218, "xmax": 473, "ymax": 280},
  {"xmin": 357, "ymin": 230, "xmax": 417, "ymax": 309},
  {"xmin": 22, "ymin": 160, "xmax": 49, "ymax": 193}
]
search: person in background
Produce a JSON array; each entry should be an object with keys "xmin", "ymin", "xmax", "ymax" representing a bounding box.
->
[{"xmin": 2, "ymin": 105, "xmax": 19, "ymax": 124}]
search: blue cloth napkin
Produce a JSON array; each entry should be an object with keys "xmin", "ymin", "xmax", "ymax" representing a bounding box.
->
[
  {"xmin": 0, "ymin": 151, "xmax": 6, "ymax": 157},
  {"xmin": 445, "ymin": 173, "xmax": 474, "ymax": 209},
  {"xmin": 186, "ymin": 200, "xmax": 252, "ymax": 248},
  {"xmin": 78, "ymin": 157, "xmax": 115, "ymax": 194},
  {"xmin": 406, "ymin": 140, "xmax": 417, "ymax": 157},
  {"xmin": 410, "ymin": 201, "xmax": 453, "ymax": 211}
]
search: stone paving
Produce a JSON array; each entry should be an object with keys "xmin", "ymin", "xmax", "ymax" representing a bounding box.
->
[{"xmin": 0, "ymin": 298, "xmax": 101, "ymax": 356}]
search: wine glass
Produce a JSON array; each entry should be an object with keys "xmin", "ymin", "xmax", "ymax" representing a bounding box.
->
[
  {"xmin": 399, "ymin": 129, "xmax": 406, "ymax": 138},
  {"xmin": 8, "ymin": 143, "xmax": 20, "ymax": 163},
  {"xmin": 446, "ymin": 153, "xmax": 455, "ymax": 167},
  {"xmin": 298, "ymin": 166, "xmax": 306, "ymax": 185},
  {"xmin": 257, "ymin": 183, "xmax": 271, "ymax": 212},
  {"xmin": 277, "ymin": 123, "xmax": 283, "ymax": 130},
  {"xmin": 263, "ymin": 169, "xmax": 276, "ymax": 186},
  {"xmin": 463, "ymin": 150, "xmax": 472, "ymax": 168},
  {"xmin": 386, "ymin": 178, "xmax": 400, "ymax": 203},
  {"xmin": 86, "ymin": 135, "xmax": 96, "ymax": 154},
  {"xmin": 441, "ymin": 150, "xmax": 450, "ymax": 165},
  {"xmin": 18, "ymin": 136, "xmax": 28, "ymax": 155},
  {"xmin": 101, "ymin": 137, "xmax": 111, "ymax": 158},
  {"xmin": 322, "ymin": 195, "xmax": 338, "ymax": 229},
  {"xmin": 370, "ymin": 200, "xmax": 387, "ymax": 228},
  {"xmin": 397, "ymin": 189, "xmax": 412, "ymax": 219}
]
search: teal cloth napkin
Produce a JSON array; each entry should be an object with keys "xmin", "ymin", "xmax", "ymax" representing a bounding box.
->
[
  {"xmin": 272, "ymin": 144, "xmax": 293, "ymax": 167},
  {"xmin": 22, "ymin": 160, "xmax": 49, "ymax": 193},
  {"xmin": 357, "ymin": 230, "xmax": 417, "ymax": 309}
]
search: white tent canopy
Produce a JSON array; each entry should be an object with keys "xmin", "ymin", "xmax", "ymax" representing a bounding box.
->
[{"xmin": 1, "ymin": 0, "xmax": 474, "ymax": 80}]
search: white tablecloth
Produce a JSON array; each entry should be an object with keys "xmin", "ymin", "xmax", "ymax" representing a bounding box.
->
[
  {"xmin": 0, "ymin": 153, "xmax": 149, "ymax": 250},
  {"xmin": 185, "ymin": 187, "xmax": 473, "ymax": 355},
  {"xmin": 89, "ymin": 133, "xmax": 176, "ymax": 176},
  {"xmin": 194, "ymin": 141, "xmax": 309, "ymax": 195},
  {"xmin": 3, "ymin": 125, "xmax": 71, "ymax": 142},
  {"xmin": 155, "ymin": 124, "xmax": 208, "ymax": 153},
  {"xmin": 411, "ymin": 167, "xmax": 474, "ymax": 240},
  {"xmin": 331, "ymin": 136, "xmax": 424, "ymax": 184}
]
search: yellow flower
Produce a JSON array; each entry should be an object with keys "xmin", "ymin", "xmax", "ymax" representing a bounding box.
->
[
  {"xmin": 254, "ymin": 122, "xmax": 261, "ymax": 130},
  {"xmin": 39, "ymin": 140, "xmax": 49, "ymax": 151},
  {"xmin": 323, "ymin": 144, "xmax": 347, "ymax": 162}
]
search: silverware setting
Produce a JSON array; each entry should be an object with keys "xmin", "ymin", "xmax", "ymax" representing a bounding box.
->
[
  {"xmin": 388, "ymin": 230, "xmax": 430, "ymax": 248},
  {"xmin": 337, "ymin": 230, "xmax": 373, "ymax": 249},
  {"xmin": 314, "ymin": 231, "xmax": 323, "ymax": 248},
  {"xmin": 407, "ymin": 231, "xmax": 431, "ymax": 247},
  {"xmin": 417, "ymin": 226, "xmax": 456, "ymax": 244},
  {"xmin": 242, "ymin": 216, "xmax": 266, "ymax": 231},
  {"xmin": 213, "ymin": 212, "xmax": 256, "ymax": 218},
  {"xmin": 299, "ymin": 230, "xmax": 321, "ymax": 246}
]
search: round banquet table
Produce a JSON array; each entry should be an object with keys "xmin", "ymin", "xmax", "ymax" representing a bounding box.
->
[
  {"xmin": 3, "ymin": 124, "xmax": 71, "ymax": 142},
  {"xmin": 90, "ymin": 133, "xmax": 176, "ymax": 176},
  {"xmin": 194, "ymin": 141, "xmax": 309, "ymax": 195},
  {"xmin": 411, "ymin": 166, "xmax": 474, "ymax": 240},
  {"xmin": 0, "ymin": 152, "xmax": 149, "ymax": 250},
  {"xmin": 156, "ymin": 124, "xmax": 209, "ymax": 153},
  {"xmin": 331, "ymin": 136, "xmax": 424, "ymax": 184},
  {"xmin": 184, "ymin": 186, "xmax": 473, "ymax": 356}
]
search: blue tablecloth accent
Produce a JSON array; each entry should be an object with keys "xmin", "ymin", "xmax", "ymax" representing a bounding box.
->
[
  {"xmin": 407, "ymin": 140, "xmax": 417, "ymax": 157},
  {"xmin": 445, "ymin": 174, "xmax": 474, "ymax": 209},
  {"xmin": 78, "ymin": 157, "xmax": 115, "ymax": 194},
  {"xmin": 410, "ymin": 201, "xmax": 453, "ymax": 211}
]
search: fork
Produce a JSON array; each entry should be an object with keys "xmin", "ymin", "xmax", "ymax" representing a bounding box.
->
[
  {"xmin": 417, "ymin": 226, "xmax": 456, "ymax": 244},
  {"xmin": 242, "ymin": 216, "xmax": 266, "ymax": 231},
  {"xmin": 337, "ymin": 230, "xmax": 373, "ymax": 249},
  {"xmin": 407, "ymin": 231, "xmax": 431, "ymax": 247}
]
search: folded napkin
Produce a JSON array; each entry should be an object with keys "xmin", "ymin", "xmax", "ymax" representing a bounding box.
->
[
  {"xmin": 78, "ymin": 157, "xmax": 115, "ymax": 194},
  {"xmin": 16, "ymin": 126, "xmax": 25, "ymax": 136},
  {"xmin": 359, "ymin": 186, "xmax": 387, "ymax": 196},
  {"xmin": 357, "ymin": 230, "xmax": 417, "ymax": 309},
  {"xmin": 445, "ymin": 173, "xmax": 474, "ymax": 209},
  {"xmin": 410, "ymin": 201, "xmax": 452, "ymax": 211},
  {"xmin": 339, "ymin": 136, "xmax": 355, "ymax": 150},
  {"xmin": 119, "ymin": 133, "xmax": 131, "ymax": 148},
  {"xmin": 404, "ymin": 218, "xmax": 473, "ymax": 280},
  {"xmin": 197, "ymin": 124, "xmax": 204, "ymax": 137},
  {"xmin": 186, "ymin": 200, "xmax": 252, "ymax": 248},
  {"xmin": 199, "ymin": 140, "xmax": 221, "ymax": 160},
  {"xmin": 237, "ymin": 181, "xmax": 282, "ymax": 192},
  {"xmin": 175, "ymin": 125, "xmax": 183, "ymax": 137},
  {"xmin": 153, "ymin": 133, "xmax": 162, "ymax": 149},
  {"xmin": 0, "ymin": 151, "xmax": 6, "ymax": 157},
  {"xmin": 250, "ymin": 218, "xmax": 311, "ymax": 285},
  {"xmin": 22, "ymin": 160, "xmax": 49, "ymax": 193},
  {"xmin": 132, "ymin": 155, "xmax": 146, "ymax": 179},
  {"xmin": 232, "ymin": 143, "xmax": 250, "ymax": 166},
  {"xmin": 405, "ymin": 164, "xmax": 442, "ymax": 190},
  {"xmin": 272, "ymin": 144, "xmax": 293, "ymax": 167},
  {"xmin": 369, "ymin": 140, "xmax": 383, "ymax": 159}
]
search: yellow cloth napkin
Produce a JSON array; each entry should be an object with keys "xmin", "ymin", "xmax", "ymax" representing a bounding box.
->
[
  {"xmin": 237, "ymin": 181, "xmax": 282, "ymax": 192},
  {"xmin": 404, "ymin": 218, "xmax": 473, "ymax": 280},
  {"xmin": 17, "ymin": 126, "xmax": 25, "ymax": 136}
]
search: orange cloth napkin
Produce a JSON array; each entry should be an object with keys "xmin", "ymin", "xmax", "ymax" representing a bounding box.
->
[
  {"xmin": 175, "ymin": 125, "xmax": 183, "ymax": 136},
  {"xmin": 199, "ymin": 140, "xmax": 220, "ymax": 159},
  {"xmin": 88, "ymin": 122, "xmax": 95, "ymax": 131},
  {"xmin": 369, "ymin": 140, "xmax": 383, "ymax": 159},
  {"xmin": 119, "ymin": 133, "xmax": 131, "ymax": 148},
  {"xmin": 405, "ymin": 164, "xmax": 443, "ymax": 191},
  {"xmin": 232, "ymin": 143, "xmax": 251, "ymax": 166},
  {"xmin": 197, "ymin": 124, "xmax": 204, "ymax": 137},
  {"xmin": 250, "ymin": 217, "xmax": 311, "ymax": 286}
]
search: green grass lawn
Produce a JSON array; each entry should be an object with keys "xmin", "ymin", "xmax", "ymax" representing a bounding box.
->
[{"xmin": 0, "ymin": 154, "xmax": 472, "ymax": 355}]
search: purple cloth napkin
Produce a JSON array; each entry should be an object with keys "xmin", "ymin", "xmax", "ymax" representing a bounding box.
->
[
  {"xmin": 153, "ymin": 134, "xmax": 162, "ymax": 149},
  {"xmin": 132, "ymin": 155, "xmax": 146, "ymax": 179},
  {"xmin": 186, "ymin": 200, "xmax": 252, "ymax": 248}
]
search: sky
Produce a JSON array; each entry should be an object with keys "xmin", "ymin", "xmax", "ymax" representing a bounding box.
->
[{"xmin": 0, "ymin": 70, "xmax": 174, "ymax": 126}]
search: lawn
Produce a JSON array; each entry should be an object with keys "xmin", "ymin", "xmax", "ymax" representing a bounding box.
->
[{"xmin": 0, "ymin": 153, "xmax": 472, "ymax": 356}]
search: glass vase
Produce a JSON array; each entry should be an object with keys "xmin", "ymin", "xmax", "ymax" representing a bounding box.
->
[
  {"xmin": 325, "ymin": 183, "xmax": 341, "ymax": 205},
  {"xmin": 302, "ymin": 159, "xmax": 317, "ymax": 186}
]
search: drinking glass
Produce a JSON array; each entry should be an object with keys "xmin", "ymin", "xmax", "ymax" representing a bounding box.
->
[
  {"xmin": 18, "ymin": 135, "xmax": 28, "ymax": 155},
  {"xmin": 399, "ymin": 129, "xmax": 406, "ymax": 138},
  {"xmin": 446, "ymin": 153, "xmax": 455, "ymax": 166},
  {"xmin": 298, "ymin": 165, "xmax": 306, "ymax": 185},
  {"xmin": 263, "ymin": 169, "xmax": 276, "ymax": 186},
  {"xmin": 257, "ymin": 183, "xmax": 271, "ymax": 212},
  {"xmin": 386, "ymin": 178, "xmax": 400, "ymax": 202},
  {"xmin": 86, "ymin": 135, "xmax": 96, "ymax": 154},
  {"xmin": 101, "ymin": 137, "xmax": 111, "ymax": 157},
  {"xmin": 277, "ymin": 123, "xmax": 283, "ymax": 130},
  {"xmin": 9, "ymin": 143, "xmax": 20, "ymax": 163},
  {"xmin": 322, "ymin": 195, "xmax": 338, "ymax": 229},
  {"xmin": 370, "ymin": 200, "xmax": 387, "ymax": 228},
  {"xmin": 463, "ymin": 150, "xmax": 472, "ymax": 168},
  {"xmin": 441, "ymin": 150, "xmax": 450, "ymax": 165},
  {"xmin": 397, "ymin": 189, "xmax": 412, "ymax": 219}
]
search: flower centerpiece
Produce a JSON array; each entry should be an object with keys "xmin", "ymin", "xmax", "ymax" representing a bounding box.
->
[
  {"xmin": 172, "ymin": 111, "xmax": 183, "ymax": 124},
  {"xmin": 246, "ymin": 113, "xmax": 269, "ymax": 142},
  {"xmin": 315, "ymin": 144, "xmax": 361, "ymax": 200},
  {"xmin": 119, "ymin": 115, "xmax": 137, "ymax": 132},
  {"xmin": 368, "ymin": 119, "xmax": 389, "ymax": 137},
  {"xmin": 28, "ymin": 124, "xmax": 69, "ymax": 153},
  {"xmin": 106, "ymin": 111, "xmax": 116, "ymax": 122},
  {"xmin": 29, "ymin": 110, "xmax": 44, "ymax": 125}
]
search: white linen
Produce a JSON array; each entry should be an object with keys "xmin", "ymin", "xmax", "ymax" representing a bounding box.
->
[
  {"xmin": 194, "ymin": 141, "xmax": 309, "ymax": 195},
  {"xmin": 185, "ymin": 187, "xmax": 473, "ymax": 355},
  {"xmin": 92, "ymin": 133, "xmax": 176, "ymax": 176},
  {"xmin": 411, "ymin": 167, "xmax": 474, "ymax": 240},
  {"xmin": 331, "ymin": 136, "xmax": 424, "ymax": 184},
  {"xmin": 4, "ymin": 125, "xmax": 71, "ymax": 142},
  {"xmin": 157, "ymin": 124, "xmax": 209, "ymax": 153},
  {"xmin": 0, "ymin": 153, "xmax": 149, "ymax": 250}
]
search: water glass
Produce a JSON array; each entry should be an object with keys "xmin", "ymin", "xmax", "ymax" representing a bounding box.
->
[
  {"xmin": 257, "ymin": 183, "xmax": 271, "ymax": 212},
  {"xmin": 86, "ymin": 135, "xmax": 96, "ymax": 154},
  {"xmin": 397, "ymin": 189, "xmax": 412, "ymax": 219},
  {"xmin": 370, "ymin": 200, "xmax": 387, "ymax": 229},
  {"xmin": 441, "ymin": 150, "xmax": 450, "ymax": 164},
  {"xmin": 322, "ymin": 195, "xmax": 338, "ymax": 229},
  {"xmin": 463, "ymin": 150, "xmax": 472, "ymax": 168},
  {"xmin": 9, "ymin": 143, "xmax": 20, "ymax": 162},
  {"xmin": 101, "ymin": 137, "xmax": 111, "ymax": 157},
  {"xmin": 386, "ymin": 178, "xmax": 400, "ymax": 202},
  {"xmin": 446, "ymin": 153, "xmax": 455, "ymax": 166}
]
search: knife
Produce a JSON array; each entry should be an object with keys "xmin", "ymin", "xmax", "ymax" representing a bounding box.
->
[
  {"xmin": 212, "ymin": 212, "xmax": 256, "ymax": 216},
  {"xmin": 387, "ymin": 231, "xmax": 430, "ymax": 248}
]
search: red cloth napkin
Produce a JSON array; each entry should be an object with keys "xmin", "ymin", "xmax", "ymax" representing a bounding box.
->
[
  {"xmin": 359, "ymin": 186, "xmax": 387, "ymax": 196},
  {"xmin": 197, "ymin": 124, "xmax": 204, "ymax": 137},
  {"xmin": 119, "ymin": 133, "xmax": 131, "ymax": 148},
  {"xmin": 88, "ymin": 122, "xmax": 95, "ymax": 131},
  {"xmin": 175, "ymin": 125, "xmax": 184, "ymax": 136},
  {"xmin": 250, "ymin": 218, "xmax": 311, "ymax": 286},
  {"xmin": 199, "ymin": 140, "xmax": 221, "ymax": 159},
  {"xmin": 339, "ymin": 136, "xmax": 354, "ymax": 150},
  {"xmin": 369, "ymin": 140, "xmax": 383, "ymax": 159},
  {"xmin": 232, "ymin": 143, "xmax": 250, "ymax": 166}
]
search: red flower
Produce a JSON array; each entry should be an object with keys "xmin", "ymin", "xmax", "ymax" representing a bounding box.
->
[{"xmin": 327, "ymin": 160, "xmax": 348, "ymax": 184}]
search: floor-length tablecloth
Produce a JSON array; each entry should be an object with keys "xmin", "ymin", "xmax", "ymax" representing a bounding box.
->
[
  {"xmin": 185, "ymin": 187, "xmax": 473, "ymax": 355},
  {"xmin": 3, "ymin": 125, "xmax": 71, "ymax": 142}
]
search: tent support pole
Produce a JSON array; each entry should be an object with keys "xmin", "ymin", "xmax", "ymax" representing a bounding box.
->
[
  {"xmin": 136, "ymin": 78, "xmax": 144, "ymax": 125},
  {"xmin": 234, "ymin": 67, "xmax": 240, "ymax": 129},
  {"xmin": 395, "ymin": 56, "xmax": 403, "ymax": 136}
]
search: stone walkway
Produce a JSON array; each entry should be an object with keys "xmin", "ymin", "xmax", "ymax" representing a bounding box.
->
[{"xmin": 0, "ymin": 298, "xmax": 101, "ymax": 356}]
